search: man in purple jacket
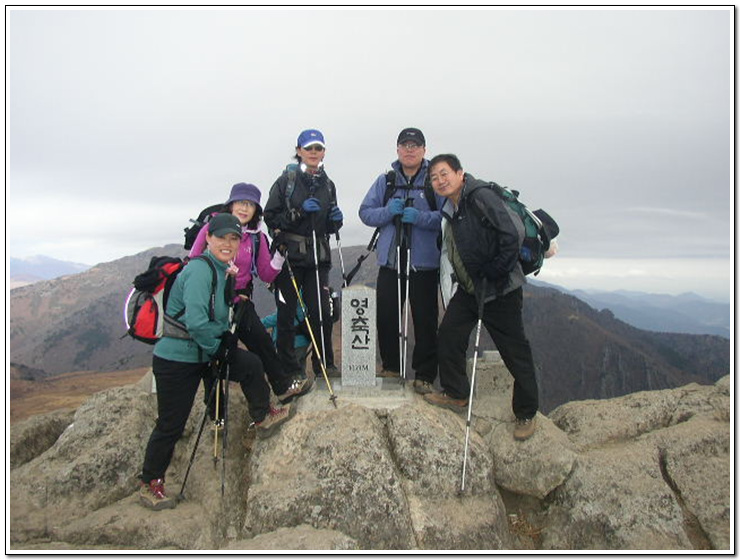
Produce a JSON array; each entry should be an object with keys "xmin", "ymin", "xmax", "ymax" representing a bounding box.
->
[{"xmin": 359, "ymin": 128, "xmax": 445, "ymax": 394}]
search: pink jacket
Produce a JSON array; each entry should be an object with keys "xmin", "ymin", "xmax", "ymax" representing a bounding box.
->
[{"xmin": 189, "ymin": 222, "xmax": 285, "ymax": 292}]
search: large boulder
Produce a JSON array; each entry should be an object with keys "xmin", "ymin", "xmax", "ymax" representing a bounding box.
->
[
  {"xmin": 548, "ymin": 377, "xmax": 730, "ymax": 451},
  {"xmin": 243, "ymin": 401, "xmax": 415, "ymax": 549},
  {"xmin": 641, "ymin": 415, "xmax": 730, "ymax": 550},
  {"xmin": 542, "ymin": 441, "xmax": 692, "ymax": 550},
  {"xmin": 10, "ymin": 408, "xmax": 75, "ymax": 469},
  {"xmin": 9, "ymin": 383, "xmax": 157, "ymax": 542},
  {"xmin": 468, "ymin": 352, "xmax": 578, "ymax": 500},
  {"xmin": 387, "ymin": 403, "xmax": 511, "ymax": 550},
  {"xmin": 225, "ymin": 525, "xmax": 358, "ymax": 550},
  {"xmin": 541, "ymin": 377, "xmax": 731, "ymax": 550}
]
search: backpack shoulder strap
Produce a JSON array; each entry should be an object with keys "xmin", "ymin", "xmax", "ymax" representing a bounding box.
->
[
  {"xmin": 382, "ymin": 170, "xmax": 397, "ymax": 206},
  {"xmin": 284, "ymin": 166, "xmax": 299, "ymax": 211},
  {"xmin": 190, "ymin": 255, "xmax": 218, "ymax": 321},
  {"xmin": 423, "ymin": 172, "xmax": 437, "ymax": 212},
  {"xmin": 250, "ymin": 232, "xmax": 261, "ymax": 277}
]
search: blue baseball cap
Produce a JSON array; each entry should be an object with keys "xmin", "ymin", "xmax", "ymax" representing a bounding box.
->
[{"xmin": 297, "ymin": 129, "xmax": 325, "ymax": 149}]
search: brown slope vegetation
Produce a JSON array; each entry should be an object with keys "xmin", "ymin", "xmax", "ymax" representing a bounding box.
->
[{"xmin": 9, "ymin": 367, "xmax": 149, "ymax": 424}]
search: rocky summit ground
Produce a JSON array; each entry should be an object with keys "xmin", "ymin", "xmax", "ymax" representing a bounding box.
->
[{"xmin": 8, "ymin": 354, "xmax": 731, "ymax": 552}]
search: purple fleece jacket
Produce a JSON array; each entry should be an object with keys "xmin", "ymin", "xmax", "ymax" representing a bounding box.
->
[{"xmin": 189, "ymin": 222, "xmax": 284, "ymax": 292}]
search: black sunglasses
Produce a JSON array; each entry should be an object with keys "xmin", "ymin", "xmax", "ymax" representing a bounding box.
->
[{"xmin": 303, "ymin": 145, "xmax": 325, "ymax": 152}]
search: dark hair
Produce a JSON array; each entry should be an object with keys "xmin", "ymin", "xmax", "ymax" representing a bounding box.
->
[
  {"xmin": 429, "ymin": 153, "xmax": 463, "ymax": 172},
  {"xmin": 227, "ymin": 202, "xmax": 263, "ymax": 230}
]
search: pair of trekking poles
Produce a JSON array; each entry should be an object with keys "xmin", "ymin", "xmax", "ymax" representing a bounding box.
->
[
  {"xmin": 178, "ymin": 244, "xmax": 342, "ymax": 500},
  {"xmin": 179, "ymin": 300, "xmax": 248, "ymax": 500},
  {"xmin": 274, "ymin": 210, "xmax": 342, "ymax": 407}
]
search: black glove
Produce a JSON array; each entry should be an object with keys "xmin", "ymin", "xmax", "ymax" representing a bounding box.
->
[
  {"xmin": 270, "ymin": 232, "xmax": 288, "ymax": 256},
  {"xmin": 212, "ymin": 331, "xmax": 238, "ymax": 365}
]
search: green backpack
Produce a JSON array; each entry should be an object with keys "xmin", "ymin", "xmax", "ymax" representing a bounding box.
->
[{"xmin": 470, "ymin": 182, "xmax": 559, "ymax": 276}]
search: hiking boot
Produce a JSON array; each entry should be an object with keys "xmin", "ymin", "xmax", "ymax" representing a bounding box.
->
[
  {"xmin": 139, "ymin": 478, "xmax": 176, "ymax": 511},
  {"xmin": 412, "ymin": 379, "xmax": 434, "ymax": 395},
  {"xmin": 513, "ymin": 416, "xmax": 537, "ymax": 441},
  {"xmin": 255, "ymin": 404, "xmax": 293, "ymax": 439},
  {"xmin": 423, "ymin": 391, "xmax": 468, "ymax": 414},
  {"xmin": 378, "ymin": 368, "xmax": 400, "ymax": 378},
  {"xmin": 277, "ymin": 377, "xmax": 314, "ymax": 404}
]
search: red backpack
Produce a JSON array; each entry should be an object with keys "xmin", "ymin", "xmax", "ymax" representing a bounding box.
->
[{"xmin": 123, "ymin": 256, "xmax": 216, "ymax": 344}]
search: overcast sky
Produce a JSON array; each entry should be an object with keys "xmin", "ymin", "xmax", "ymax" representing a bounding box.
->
[{"xmin": 6, "ymin": 7, "xmax": 733, "ymax": 300}]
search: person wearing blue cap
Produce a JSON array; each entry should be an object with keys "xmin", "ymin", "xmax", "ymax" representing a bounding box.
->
[{"xmin": 264, "ymin": 129, "xmax": 343, "ymax": 380}]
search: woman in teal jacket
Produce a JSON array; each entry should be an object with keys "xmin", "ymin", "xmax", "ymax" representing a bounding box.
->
[{"xmin": 138, "ymin": 213, "xmax": 292, "ymax": 511}]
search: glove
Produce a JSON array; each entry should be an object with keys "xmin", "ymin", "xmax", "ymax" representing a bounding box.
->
[
  {"xmin": 270, "ymin": 232, "xmax": 288, "ymax": 256},
  {"xmin": 480, "ymin": 262, "xmax": 511, "ymax": 293},
  {"xmin": 329, "ymin": 206, "xmax": 343, "ymax": 222},
  {"xmin": 302, "ymin": 197, "xmax": 321, "ymax": 213},
  {"xmin": 387, "ymin": 198, "xmax": 404, "ymax": 216},
  {"xmin": 213, "ymin": 331, "xmax": 238, "ymax": 365},
  {"xmin": 401, "ymin": 207, "xmax": 419, "ymax": 224}
]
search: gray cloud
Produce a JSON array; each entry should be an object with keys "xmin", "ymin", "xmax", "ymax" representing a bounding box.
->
[{"xmin": 6, "ymin": 7, "xmax": 732, "ymax": 297}]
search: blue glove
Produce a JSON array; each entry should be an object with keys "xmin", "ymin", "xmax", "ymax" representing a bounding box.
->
[
  {"xmin": 302, "ymin": 198, "xmax": 321, "ymax": 213},
  {"xmin": 401, "ymin": 207, "xmax": 420, "ymax": 224},
  {"xmin": 387, "ymin": 198, "xmax": 404, "ymax": 216},
  {"xmin": 329, "ymin": 206, "xmax": 343, "ymax": 222}
]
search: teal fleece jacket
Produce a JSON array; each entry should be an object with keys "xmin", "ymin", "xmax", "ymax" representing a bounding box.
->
[{"xmin": 153, "ymin": 251, "xmax": 231, "ymax": 363}]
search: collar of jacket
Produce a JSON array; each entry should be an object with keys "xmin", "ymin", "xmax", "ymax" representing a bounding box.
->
[
  {"xmin": 390, "ymin": 158, "xmax": 429, "ymax": 184},
  {"xmin": 202, "ymin": 250, "xmax": 229, "ymax": 271}
]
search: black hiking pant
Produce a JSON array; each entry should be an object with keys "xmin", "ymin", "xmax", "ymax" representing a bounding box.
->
[
  {"xmin": 235, "ymin": 299, "xmax": 294, "ymax": 394},
  {"xmin": 273, "ymin": 264, "xmax": 334, "ymax": 377},
  {"xmin": 376, "ymin": 265, "xmax": 439, "ymax": 383},
  {"xmin": 140, "ymin": 350, "xmax": 268, "ymax": 484},
  {"xmin": 437, "ymin": 287, "xmax": 538, "ymax": 419}
]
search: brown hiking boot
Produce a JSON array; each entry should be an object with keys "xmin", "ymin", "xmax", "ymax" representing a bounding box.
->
[
  {"xmin": 378, "ymin": 368, "xmax": 400, "ymax": 378},
  {"xmin": 513, "ymin": 416, "xmax": 537, "ymax": 441},
  {"xmin": 412, "ymin": 379, "xmax": 434, "ymax": 395},
  {"xmin": 277, "ymin": 377, "xmax": 314, "ymax": 404},
  {"xmin": 139, "ymin": 478, "xmax": 176, "ymax": 511},
  {"xmin": 255, "ymin": 404, "xmax": 293, "ymax": 439},
  {"xmin": 423, "ymin": 391, "xmax": 468, "ymax": 414}
]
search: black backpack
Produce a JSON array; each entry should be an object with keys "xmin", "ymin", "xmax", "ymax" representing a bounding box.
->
[{"xmin": 183, "ymin": 204, "xmax": 227, "ymax": 250}]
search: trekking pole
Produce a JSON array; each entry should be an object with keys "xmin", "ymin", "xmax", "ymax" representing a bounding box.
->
[
  {"xmin": 179, "ymin": 367, "xmax": 220, "ymax": 500},
  {"xmin": 219, "ymin": 300, "xmax": 247, "ymax": 496},
  {"xmin": 309, "ymin": 213, "xmax": 328, "ymax": 370},
  {"xmin": 395, "ymin": 214, "xmax": 405, "ymax": 381},
  {"xmin": 344, "ymin": 228, "xmax": 380, "ymax": 287},
  {"xmin": 213, "ymin": 380, "xmax": 221, "ymax": 464},
  {"xmin": 460, "ymin": 277, "xmax": 487, "ymax": 495},
  {"xmin": 283, "ymin": 252, "xmax": 338, "ymax": 407},
  {"xmin": 401, "ymin": 199, "xmax": 414, "ymax": 386},
  {"xmin": 220, "ymin": 369, "xmax": 229, "ymax": 495},
  {"xmin": 330, "ymin": 203, "xmax": 348, "ymax": 288},
  {"xmin": 178, "ymin": 301, "xmax": 246, "ymax": 500}
]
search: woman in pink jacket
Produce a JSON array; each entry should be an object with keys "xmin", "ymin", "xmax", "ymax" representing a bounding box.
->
[{"xmin": 190, "ymin": 182, "xmax": 313, "ymax": 408}]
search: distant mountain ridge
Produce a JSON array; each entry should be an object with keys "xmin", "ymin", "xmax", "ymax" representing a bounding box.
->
[
  {"xmin": 10, "ymin": 255, "xmax": 91, "ymax": 288},
  {"xmin": 8, "ymin": 244, "xmax": 730, "ymax": 413},
  {"xmin": 535, "ymin": 282, "xmax": 731, "ymax": 338}
]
